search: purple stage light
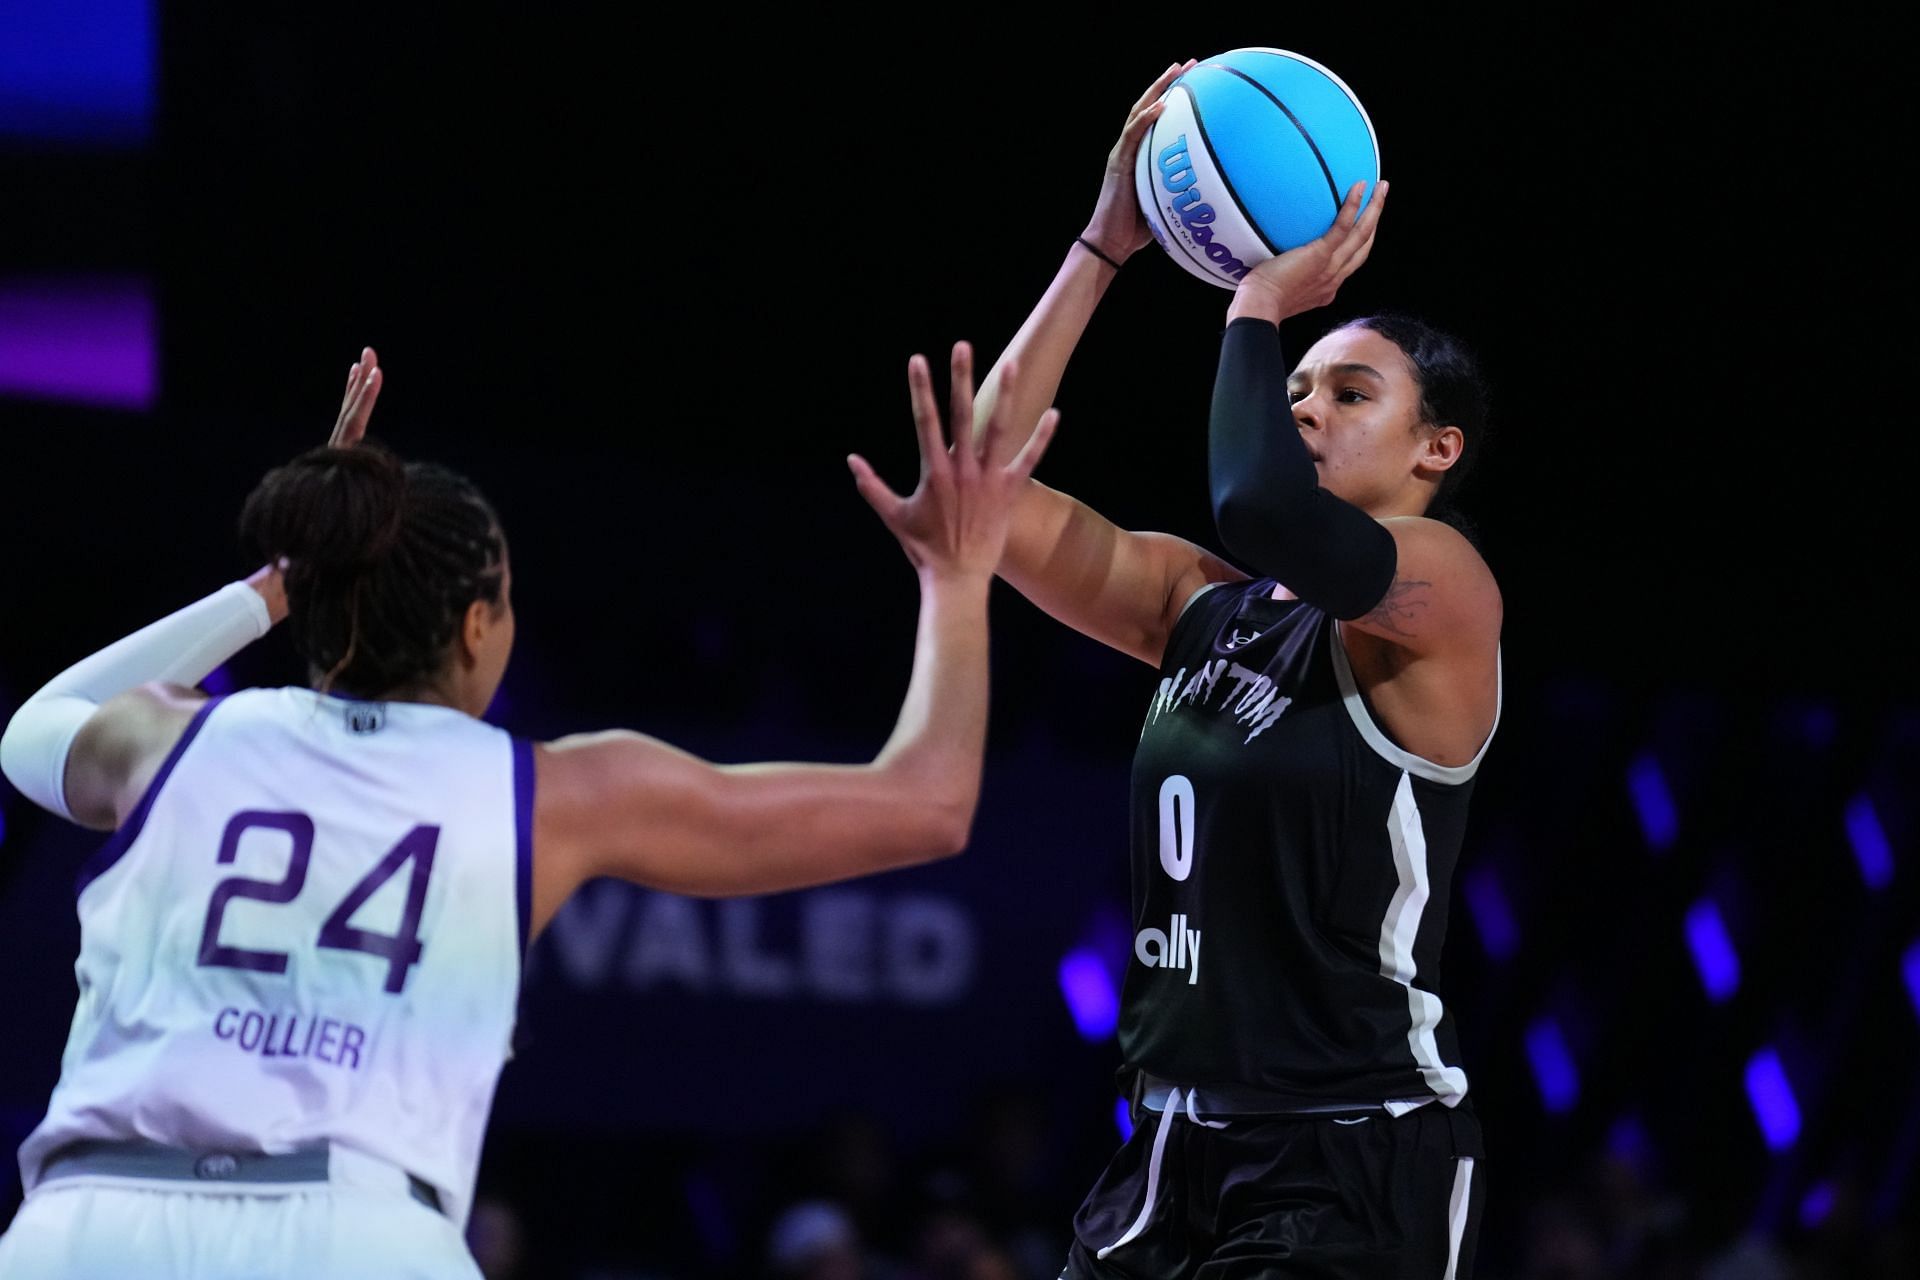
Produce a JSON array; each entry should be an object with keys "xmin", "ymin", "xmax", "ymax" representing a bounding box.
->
[
  {"xmin": 1604, "ymin": 1113, "xmax": 1655, "ymax": 1173},
  {"xmin": 1846, "ymin": 795, "xmax": 1894, "ymax": 891},
  {"xmin": 1463, "ymin": 865, "xmax": 1519, "ymax": 961},
  {"xmin": 200, "ymin": 666, "xmax": 235, "ymax": 696},
  {"xmin": 1903, "ymin": 941, "xmax": 1920, "ymax": 1024},
  {"xmin": 1745, "ymin": 1048, "xmax": 1801, "ymax": 1151},
  {"xmin": 1800, "ymin": 1180, "xmax": 1837, "ymax": 1229},
  {"xmin": 1113, "ymin": 1097, "xmax": 1134, "ymax": 1141},
  {"xmin": 1627, "ymin": 753, "xmax": 1678, "ymax": 852},
  {"xmin": 1525, "ymin": 1017, "xmax": 1579, "ymax": 1115},
  {"xmin": 1057, "ymin": 947, "xmax": 1119, "ymax": 1041},
  {"xmin": 0, "ymin": 277, "xmax": 156, "ymax": 409},
  {"xmin": 1685, "ymin": 899, "xmax": 1740, "ymax": 1003}
]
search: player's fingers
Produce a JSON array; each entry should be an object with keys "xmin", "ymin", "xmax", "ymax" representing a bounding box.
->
[
  {"xmin": 336, "ymin": 361, "xmax": 362, "ymax": 427},
  {"xmin": 1353, "ymin": 180, "xmax": 1388, "ymax": 238},
  {"xmin": 1341, "ymin": 180, "xmax": 1366, "ymax": 221},
  {"xmin": 352, "ymin": 366, "xmax": 382, "ymax": 433},
  {"xmin": 906, "ymin": 354, "xmax": 944, "ymax": 477},
  {"xmin": 1339, "ymin": 224, "xmax": 1380, "ymax": 279},
  {"xmin": 1331, "ymin": 186, "xmax": 1387, "ymax": 277},
  {"xmin": 333, "ymin": 347, "xmax": 381, "ymax": 446},
  {"xmin": 1307, "ymin": 188, "xmax": 1360, "ymax": 257},
  {"xmin": 1122, "ymin": 97, "xmax": 1168, "ymax": 146},
  {"xmin": 331, "ymin": 390, "xmax": 360, "ymax": 448},
  {"xmin": 1006, "ymin": 408, "xmax": 1060, "ymax": 482},
  {"xmin": 339, "ymin": 373, "xmax": 380, "ymax": 447},
  {"xmin": 848, "ymin": 454, "xmax": 908, "ymax": 528},
  {"xmin": 348, "ymin": 348, "xmax": 376, "ymax": 397},
  {"xmin": 1130, "ymin": 62, "xmax": 1183, "ymax": 116},
  {"xmin": 948, "ymin": 342, "xmax": 978, "ymax": 478}
]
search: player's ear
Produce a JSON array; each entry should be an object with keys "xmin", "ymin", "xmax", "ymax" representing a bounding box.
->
[
  {"xmin": 458, "ymin": 597, "xmax": 493, "ymax": 668},
  {"xmin": 1417, "ymin": 424, "xmax": 1464, "ymax": 478}
]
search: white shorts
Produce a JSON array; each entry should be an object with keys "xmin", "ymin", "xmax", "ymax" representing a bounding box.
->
[{"xmin": 0, "ymin": 1179, "xmax": 481, "ymax": 1280}]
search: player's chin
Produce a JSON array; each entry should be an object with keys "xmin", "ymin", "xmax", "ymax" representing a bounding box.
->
[{"xmin": 1315, "ymin": 471, "xmax": 1363, "ymax": 508}]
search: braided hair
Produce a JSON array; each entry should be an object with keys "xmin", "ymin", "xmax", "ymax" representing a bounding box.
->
[{"xmin": 239, "ymin": 445, "xmax": 506, "ymax": 697}]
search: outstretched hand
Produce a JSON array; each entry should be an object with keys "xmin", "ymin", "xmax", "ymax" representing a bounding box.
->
[
  {"xmin": 1081, "ymin": 59, "xmax": 1197, "ymax": 266},
  {"xmin": 330, "ymin": 346, "xmax": 383, "ymax": 448},
  {"xmin": 848, "ymin": 343, "xmax": 1058, "ymax": 581},
  {"xmin": 1227, "ymin": 180, "xmax": 1390, "ymax": 325}
]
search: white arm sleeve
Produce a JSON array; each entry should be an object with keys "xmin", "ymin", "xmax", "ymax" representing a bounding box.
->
[{"xmin": 0, "ymin": 581, "xmax": 273, "ymax": 820}]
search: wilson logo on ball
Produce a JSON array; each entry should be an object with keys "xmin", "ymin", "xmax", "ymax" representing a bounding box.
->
[{"xmin": 1156, "ymin": 135, "xmax": 1250, "ymax": 281}]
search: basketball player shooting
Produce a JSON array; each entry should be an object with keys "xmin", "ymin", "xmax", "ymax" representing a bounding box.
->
[{"xmin": 963, "ymin": 62, "xmax": 1501, "ymax": 1278}]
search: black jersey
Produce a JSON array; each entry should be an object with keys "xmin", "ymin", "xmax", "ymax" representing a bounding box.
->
[{"xmin": 1118, "ymin": 577, "xmax": 1498, "ymax": 1110}]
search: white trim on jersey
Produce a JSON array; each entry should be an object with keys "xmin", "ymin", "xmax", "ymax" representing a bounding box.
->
[
  {"xmin": 1174, "ymin": 580, "xmax": 1225, "ymax": 626},
  {"xmin": 1443, "ymin": 1156, "xmax": 1477, "ymax": 1280},
  {"xmin": 1379, "ymin": 772, "xmax": 1470, "ymax": 1104},
  {"xmin": 1328, "ymin": 622, "xmax": 1502, "ymax": 785}
]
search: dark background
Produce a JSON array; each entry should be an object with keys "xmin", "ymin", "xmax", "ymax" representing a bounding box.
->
[{"xmin": 2, "ymin": 7, "xmax": 1914, "ymax": 1279}]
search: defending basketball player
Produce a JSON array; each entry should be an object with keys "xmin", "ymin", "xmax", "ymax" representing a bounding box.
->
[
  {"xmin": 966, "ymin": 63, "xmax": 1500, "ymax": 1277},
  {"xmin": 0, "ymin": 343, "xmax": 1054, "ymax": 1278}
]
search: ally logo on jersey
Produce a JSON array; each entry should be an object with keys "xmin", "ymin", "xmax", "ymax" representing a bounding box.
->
[{"xmin": 1135, "ymin": 912, "xmax": 1203, "ymax": 985}]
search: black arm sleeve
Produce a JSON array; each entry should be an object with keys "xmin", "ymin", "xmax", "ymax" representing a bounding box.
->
[{"xmin": 1209, "ymin": 317, "xmax": 1398, "ymax": 620}]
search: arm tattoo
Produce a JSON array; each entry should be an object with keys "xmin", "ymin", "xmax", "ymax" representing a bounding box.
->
[{"xmin": 1361, "ymin": 578, "xmax": 1432, "ymax": 638}]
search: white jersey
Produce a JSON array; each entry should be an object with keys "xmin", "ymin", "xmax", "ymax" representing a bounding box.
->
[{"xmin": 16, "ymin": 687, "xmax": 532, "ymax": 1228}]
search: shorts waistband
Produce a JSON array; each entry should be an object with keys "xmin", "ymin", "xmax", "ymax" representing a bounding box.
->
[
  {"xmin": 1133, "ymin": 1071, "xmax": 1436, "ymax": 1121},
  {"xmin": 38, "ymin": 1139, "xmax": 444, "ymax": 1216}
]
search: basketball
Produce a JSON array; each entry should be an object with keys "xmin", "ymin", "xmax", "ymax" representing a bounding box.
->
[{"xmin": 1134, "ymin": 48, "xmax": 1380, "ymax": 290}]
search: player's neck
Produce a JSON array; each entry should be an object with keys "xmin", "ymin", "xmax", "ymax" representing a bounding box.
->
[{"xmin": 313, "ymin": 676, "xmax": 469, "ymax": 715}]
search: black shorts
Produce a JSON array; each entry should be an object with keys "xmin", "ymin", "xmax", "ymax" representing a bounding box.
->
[{"xmin": 1061, "ymin": 1097, "xmax": 1485, "ymax": 1279}]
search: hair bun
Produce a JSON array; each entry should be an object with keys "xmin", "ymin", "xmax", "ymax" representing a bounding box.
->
[{"xmin": 239, "ymin": 444, "xmax": 409, "ymax": 575}]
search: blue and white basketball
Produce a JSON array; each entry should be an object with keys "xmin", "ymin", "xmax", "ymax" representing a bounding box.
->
[{"xmin": 1135, "ymin": 48, "xmax": 1380, "ymax": 290}]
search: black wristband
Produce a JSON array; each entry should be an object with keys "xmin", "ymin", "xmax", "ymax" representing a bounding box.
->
[{"xmin": 1074, "ymin": 236, "xmax": 1124, "ymax": 271}]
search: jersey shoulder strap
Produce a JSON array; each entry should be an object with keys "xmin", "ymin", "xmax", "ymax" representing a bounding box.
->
[{"xmin": 1166, "ymin": 577, "xmax": 1259, "ymax": 661}]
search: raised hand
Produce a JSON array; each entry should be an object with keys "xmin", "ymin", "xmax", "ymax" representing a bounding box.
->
[
  {"xmin": 249, "ymin": 345, "xmax": 386, "ymax": 624},
  {"xmin": 330, "ymin": 346, "xmax": 384, "ymax": 448},
  {"xmin": 848, "ymin": 343, "xmax": 1058, "ymax": 580},
  {"xmin": 1081, "ymin": 59, "xmax": 1197, "ymax": 266},
  {"xmin": 1227, "ymin": 180, "xmax": 1390, "ymax": 325}
]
